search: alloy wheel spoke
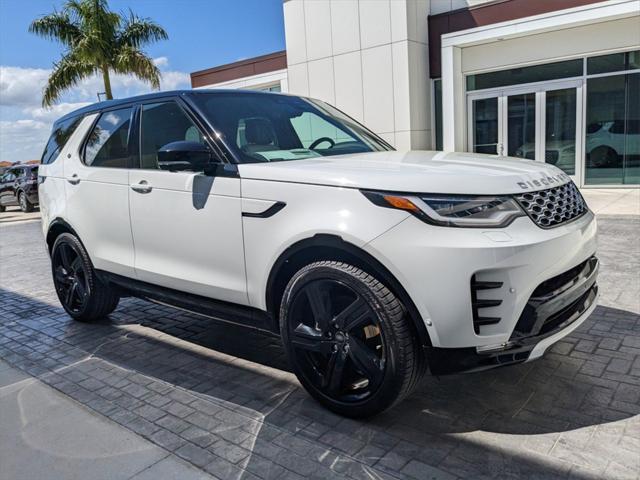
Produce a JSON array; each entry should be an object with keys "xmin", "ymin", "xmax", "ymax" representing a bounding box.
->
[
  {"xmin": 70, "ymin": 256, "xmax": 83, "ymax": 275},
  {"xmin": 305, "ymin": 282, "xmax": 332, "ymax": 332},
  {"xmin": 348, "ymin": 336, "xmax": 382, "ymax": 382},
  {"xmin": 74, "ymin": 278, "xmax": 87, "ymax": 301},
  {"xmin": 323, "ymin": 350, "xmax": 347, "ymax": 393},
  {"xmin": 54, "ymin": 267, "xmax": 71, "ymax": 285},
  {"xmin": 59, "ymin": 244, "xmax": 73, "ymax": 270},
  {"xmin": 291, "ymin": 326, "xmax": 333, "ymax": 355},
  {"xmin": 65, "ymin": 281, "xmax": 78, "ymax": 306},
  {"xmin": 334, "ymin": 297, "xmax": 370, "ymax": 332}
]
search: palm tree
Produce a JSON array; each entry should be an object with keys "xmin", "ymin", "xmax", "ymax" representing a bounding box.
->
[{"xmin": 29, "ymin": 0, "xmax": 168, "ymax": 107}]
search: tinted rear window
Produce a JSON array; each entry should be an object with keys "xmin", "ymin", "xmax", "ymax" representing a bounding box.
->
[{"xmin": 41, "ymin": 115, "xmax": 83, "ymax": 164}]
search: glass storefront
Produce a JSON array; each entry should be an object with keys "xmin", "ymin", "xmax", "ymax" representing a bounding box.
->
[
  {"xmin": 585, "ymin": 73, "xmax": 639, "ymax": 185},
  {"xmin": 462, "ymin": 49, "xmax": 640, "ymax": 186}
]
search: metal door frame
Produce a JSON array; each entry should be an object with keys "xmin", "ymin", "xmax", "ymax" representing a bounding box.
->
[{"xmin": 467, "ymin": 78, "xmax": 584, "ymax": 183}]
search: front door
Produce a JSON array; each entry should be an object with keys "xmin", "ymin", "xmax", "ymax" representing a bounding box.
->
[
  {"xmin": 128, "ymin": 99, "xmax": 247, "ymax": 305},
  {"xmin": 468, "ymin": 81, "xmax": 582, "ymax": 180}
]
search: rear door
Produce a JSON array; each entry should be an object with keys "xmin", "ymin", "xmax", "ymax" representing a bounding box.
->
[
  {"xmin": 64, "ymin": 106, "xmax": 136, "ymax": 277},
  {"xmin": 128, "ymin": 99, "xmax": 247, "ymax": 304}
]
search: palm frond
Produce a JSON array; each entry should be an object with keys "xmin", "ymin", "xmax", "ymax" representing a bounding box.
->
[
  {"xmin": 42, "ymin": 53, "xmax": 96, "ymax": 107},
  {"xmin": 28, "ymin": 11, "xmax": 80, "ymax": 47},
  {"xmin": 114, "ymin": 46, "xmax": 161, "ymax": 89},
  {"xmin": 118, "ymin": 10, "xmax": 168, "ymax": 48}
]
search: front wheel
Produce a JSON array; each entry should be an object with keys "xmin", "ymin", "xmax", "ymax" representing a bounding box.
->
[
  {"xmin": 280, "ymin": 261, "xmax": 424, "ymax": 417},
  {"xmin": 51, "ymin": 233, "xmax": 120, "ymax": 321}
]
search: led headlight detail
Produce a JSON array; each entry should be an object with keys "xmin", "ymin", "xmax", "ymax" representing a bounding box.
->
[{"xmin": 362, "ymin": 190, "xmax": 525, "ymax": 228}]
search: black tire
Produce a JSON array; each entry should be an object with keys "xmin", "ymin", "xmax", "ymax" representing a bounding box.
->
[
  {"xmin": 51, "ymin": 233, "xmax": 120, "ymax": 321},
  {"xmin": 18, "ymin": 191, "xmax": 34, "ymax": 212},
  {"xmin": 280, "ymin": 261, "xmax": 424, "ymax": 418},
  {"xmin": 588, "ymin": 146, "xmax": 618, "ymax": 168},
  {"xmin": 0, "ymin": 205, "xmax": 5, "ymax": 213}
]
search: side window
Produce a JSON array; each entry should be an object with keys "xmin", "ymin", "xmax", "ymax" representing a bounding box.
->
[
  {"xmin": 289, "ymin": 112, "xmax": 356, "ymax": 149},
  {"xmin": 140, "ymin": 101, "xmax": 206, "ymax": 170},
  {"xmin": 41, "ymin": 116, "xmax": 83, "ymax": 164},
  {"xmin": 84, "ymin": 107, "xmax": 133, "ymax": 168}
]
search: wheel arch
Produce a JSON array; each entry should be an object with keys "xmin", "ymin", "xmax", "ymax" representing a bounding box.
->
[
  {"xmin": 46, "ymin": 218, "xmax": 81, "ymax": 255},
  {"xmin": 265, "ymin": 234, "xmax": 432, "ymax": 347}
]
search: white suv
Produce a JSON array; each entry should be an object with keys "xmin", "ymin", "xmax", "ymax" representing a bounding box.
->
[{"xmin": 39, "ymin": 90, "xmax": 598, "ymax": 417}]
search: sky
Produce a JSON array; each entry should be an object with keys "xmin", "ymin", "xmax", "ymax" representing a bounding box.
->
[{"xmin": 0, "ymin": 0, "xmax": 285, "ymax": 163}]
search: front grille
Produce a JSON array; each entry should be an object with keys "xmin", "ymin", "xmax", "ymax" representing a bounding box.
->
[
  {"xmin": 511, "ymin": 256, "xmax": 598, "ymax": 340},
  {"xmin": 515, "ymin": 182, "xmax": 587, "ymax": 228}
]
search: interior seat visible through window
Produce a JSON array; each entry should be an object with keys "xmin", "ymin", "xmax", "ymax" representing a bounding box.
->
[
  {"xmin": 240, "ymin": 117, "xmax": 279, "ymax": 154},
  {"xmin": 140, "ymin": 101, "xmax": 206, "ymax": 170}
]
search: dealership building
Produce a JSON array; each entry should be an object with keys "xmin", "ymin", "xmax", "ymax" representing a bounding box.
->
[{"xmin": 190, "ymin": 0, "xmax": 640, "ymax": 187}]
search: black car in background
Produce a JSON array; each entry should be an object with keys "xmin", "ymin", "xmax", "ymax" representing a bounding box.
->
[{"xmin": 0, "ymin": 165, "xmax": 39, "ymax": 212}]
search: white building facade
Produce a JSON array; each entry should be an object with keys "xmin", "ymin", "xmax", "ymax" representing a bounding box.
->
[{"xmin": 191, "ymin": 0, "xmax": 640, "ymax": 187}]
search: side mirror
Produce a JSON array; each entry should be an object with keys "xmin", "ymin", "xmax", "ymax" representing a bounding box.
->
[{"xmin": 157, "ymin": 141, "xmax": 213, "ymax": 172}]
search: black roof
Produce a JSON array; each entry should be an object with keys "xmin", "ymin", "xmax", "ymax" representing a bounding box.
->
[{"xmin": 55, "ymin": 89, "xmax": 289, "ymax": 125}]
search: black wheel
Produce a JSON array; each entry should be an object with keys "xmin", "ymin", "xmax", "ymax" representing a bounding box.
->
[
  {"xmin": 280, "ymin": 261, "xmax": 424, "ymax": 418},
  {"xmin": 19, "ymin": 192, "xmax": 34, "ymax": 212},
  {"xmin": 51, "ymin": 233, "xmax": 120, "ymax": 321},
  {"xmin": 0, "ymin": 205, "xmax": 5, "ymax": 213},
  {"xmin": 588, "ymin": 146, "xmax": 618, "ymax": 168}
]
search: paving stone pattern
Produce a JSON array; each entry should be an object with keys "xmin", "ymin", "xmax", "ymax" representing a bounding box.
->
[{"xmin": 1, "ymin": 216, "xmax": 639, "ymax": 479}]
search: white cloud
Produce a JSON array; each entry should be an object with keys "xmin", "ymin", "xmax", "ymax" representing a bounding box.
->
[
  {"xmin": 0, "ymin": 119, "xmax": 51, "ymax": 162},
  {"xmin": 0, "ymin": 62, "xmax": 191, "ymax": 162},
  {"xmin": 0, "ymin": 66, "xmax": 51, "ymax": 107},
  {"xmin": 153, "ymin": 56, "xmax": 169, "ymax": 68}
]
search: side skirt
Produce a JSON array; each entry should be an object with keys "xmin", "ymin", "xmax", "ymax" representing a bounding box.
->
[{"xmin": 98, "ymin": 271, "xmax": 279, "ymax": 336}]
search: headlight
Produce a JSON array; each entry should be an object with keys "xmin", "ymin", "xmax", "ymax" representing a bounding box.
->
[{"xmin": 362, "ymin": 190, "xmax": 525, "ymax": 228}]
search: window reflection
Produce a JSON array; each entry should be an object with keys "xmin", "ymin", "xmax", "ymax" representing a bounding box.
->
[
  {"xmin": 472, "ymin": 97, "xmax": 499, "ymax": 155},
  {"xmin": 585, "ymin": 73, "xmax": 639, "ymax": 185}
]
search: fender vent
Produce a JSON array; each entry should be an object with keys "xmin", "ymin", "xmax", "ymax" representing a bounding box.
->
[{"xmin": 471, "ymin": 276, "xmax": 503, "ymax": 334}]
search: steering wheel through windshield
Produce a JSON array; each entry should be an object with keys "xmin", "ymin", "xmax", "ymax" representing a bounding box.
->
[{"xmin": 309, "ymin": 137, "xmax": 336, "ymax": 150}]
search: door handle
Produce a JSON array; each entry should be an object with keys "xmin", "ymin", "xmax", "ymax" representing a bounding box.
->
[
  {"xmin": 131, "ymin": 181, "xmax": 152, "ymax": 194},
  {"xmin": 67, "ymin": 174, "xmax": 80, "ymax": 185}
]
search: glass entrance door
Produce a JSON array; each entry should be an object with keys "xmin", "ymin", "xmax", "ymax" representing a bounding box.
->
[{"xmin": 468, "ymin": 81, "xmax": 582, "ymax": 179}]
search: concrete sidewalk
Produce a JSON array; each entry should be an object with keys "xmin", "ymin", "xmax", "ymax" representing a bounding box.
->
[
  {"xmin": 0, "ymin": 360, "xmax": 214, "ymax": 480},
  {"xmin": 580, "ymin": 188, "xmax": 639, "ymax": 215}
]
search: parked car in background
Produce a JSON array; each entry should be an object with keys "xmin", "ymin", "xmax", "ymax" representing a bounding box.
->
[
  {"xmin": 0, "ymin": 164, "xmax": 39, "ymax": 212},
  {"xmin": 39, "ymin": 90, "xmax": 598, "ymax": 417}
]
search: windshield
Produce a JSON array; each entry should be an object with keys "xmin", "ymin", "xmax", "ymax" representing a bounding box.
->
[{"xmin": 189, "ymin": 92, "xmax": 393, "ymax": 163}]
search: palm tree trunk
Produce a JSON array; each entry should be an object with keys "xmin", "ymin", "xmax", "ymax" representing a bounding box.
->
[{"xmin": 101, "ymin": 66, "xmax": 113, "ymax": 100}]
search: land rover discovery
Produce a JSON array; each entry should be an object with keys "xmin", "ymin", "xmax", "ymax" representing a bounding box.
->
[{"xmin": 39, "ymin": 90, "xmax": 598, "ymax": 417}]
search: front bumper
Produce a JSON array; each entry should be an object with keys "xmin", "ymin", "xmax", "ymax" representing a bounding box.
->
[
  {"xmin": 426, "ymin": 256, "xmax": 598, "ymax": 374},
  {"xmin": 365, "ymin": 209, "xmax": 597, "ymax": 349}
]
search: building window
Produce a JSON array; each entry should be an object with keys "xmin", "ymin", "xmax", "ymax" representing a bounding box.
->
[
  {"xmin": 433, "ymin": 79, "xmax": 443, "ymax": 151},
  {"xmin": 466, "ymin": 59, "xmax": 583, "ymax": 91},
  {"xmin": 585, "ymin": 73, "xmax": 639, "ymax": 185},
  {"xmin": 587, "ymin": 50, "xmax": 640, "ymax": 75},
  {"xmin": 256, "ymin": 83, "xmax": 281, "ymax": 93}
]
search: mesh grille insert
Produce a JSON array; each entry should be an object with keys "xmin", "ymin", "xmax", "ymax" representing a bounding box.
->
[{"xmin": 515, "ymin": 182, "xmax": 587, "ymax": 228}]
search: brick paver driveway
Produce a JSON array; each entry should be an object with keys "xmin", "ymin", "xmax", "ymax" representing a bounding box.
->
[{"xmin": 1, "ymin": 216, "xmax": 639, "ymax": 480}]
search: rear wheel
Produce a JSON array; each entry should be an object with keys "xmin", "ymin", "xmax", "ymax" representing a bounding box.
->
[
  {"xmin": 280, "ymin": 261, "xmax": 424, "ymax": 417},
  {"xmin": 51, "ymin": 233, "xmax": 120, "ymax": 321},
  {"xmin": 19, "ymin": 192, "xmax": 34, "ymax": 212}
]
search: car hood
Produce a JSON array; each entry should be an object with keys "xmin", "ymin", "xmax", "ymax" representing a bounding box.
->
[{"xmin": 237, "ymin": 150, "xmax": 570, "ymax": 194}]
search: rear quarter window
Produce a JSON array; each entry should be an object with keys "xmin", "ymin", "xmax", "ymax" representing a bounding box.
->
[{"xmin": 41, "ymin": 115, "xmax": 83, "ymax": 164}]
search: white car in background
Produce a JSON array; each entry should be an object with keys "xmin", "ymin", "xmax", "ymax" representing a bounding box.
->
[
  {"xmin": 38, "ymin": 90, "xmax": 599, "ymax": 417},
  {"xmin": 515, "ymin": 120, "xmax": 640, "ymax": 171}
]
